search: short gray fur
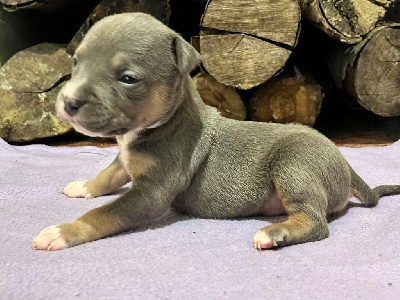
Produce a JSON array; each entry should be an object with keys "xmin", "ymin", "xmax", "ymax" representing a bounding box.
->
[{"xmin": 41, "ymin": 13, "xmax": 400, "ymax": 250}]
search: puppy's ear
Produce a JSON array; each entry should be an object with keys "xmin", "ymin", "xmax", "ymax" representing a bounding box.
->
[{"xmin": 172, "ymin": 35, "xmax": 201, "ymax": 74}]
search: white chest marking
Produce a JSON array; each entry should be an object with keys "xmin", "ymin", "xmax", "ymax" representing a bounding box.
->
[{"xmin": 117, "ymin": 129, "xmax": 142, "ymax": 169}]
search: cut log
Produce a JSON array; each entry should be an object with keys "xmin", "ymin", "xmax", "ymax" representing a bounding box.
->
[
  {"xmin": 1, "ymin": 0, "xmax": 45, "ymax": 11},
  {"xmin": 0, "ymin": 0, "xmax": 80, "ymax": 12},
  {"xmin": 328, "ymin": 26, "xmax": 400, "ymax": 117},
  {"xmin": 192, "ymin": 72, "xmax": 246, "ymax": 120},
  {"xmin": 66, "ymin": 0, "xmax": 171, "ymax": 54},
  {"xmin": 298, "ymin": 0, "xmax": 386, "ymax": 44},
  {"xmin": 195, "ymin": 0, "xmax": 301, "ymax": 90},
  {"xmin": 249, "ymin": 68, "xmax": 324, "ymax": 126}
]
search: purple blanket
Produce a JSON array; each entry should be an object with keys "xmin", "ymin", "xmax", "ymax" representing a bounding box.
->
[{"xmin": 0, "ymin": 137, "xmax": 399, "ymax": 299}]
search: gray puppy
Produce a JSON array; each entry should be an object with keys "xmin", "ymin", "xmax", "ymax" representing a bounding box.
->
[{"xmin": 33, "ymin": 13, "xmax": 400, "ymax": 251}]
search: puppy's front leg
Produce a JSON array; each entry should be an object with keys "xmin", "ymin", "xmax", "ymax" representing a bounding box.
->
[
  {"xmin": 33, "ymin": 181, "xmax": 170, "ymax": 251},
  {"xmin": 63, "ymin": 155, "xmax": 130, "ymax": 199}
]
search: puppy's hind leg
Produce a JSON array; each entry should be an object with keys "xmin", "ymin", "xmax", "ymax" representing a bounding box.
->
[
  {"xmin": 63, "ymin": 155, "xmax": 130, "ymax": 199},
  {"xmin": 253, "ymin": 185, "xmax": 329, "ymax": 250}
]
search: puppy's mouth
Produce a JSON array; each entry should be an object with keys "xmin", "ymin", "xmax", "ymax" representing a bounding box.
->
[
  {"xmin": 57, "ymin": 109, "xmax": 130, "ymax": 137},
  {"xmin": 71, "ymin": 119, "xmax": 130, "ymax": 137}
]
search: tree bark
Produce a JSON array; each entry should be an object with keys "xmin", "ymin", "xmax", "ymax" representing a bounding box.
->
[
  {"xmin": 1, "ymin": 0, "xmax": 46, "ymax": 11},
  {"xmin": 1, "ymin": 0, "xmax": 80, "ymax": 12},
  {"xmin": 328, "ymin": 25, "xmax": 400, "ymax": 117},
  {"xmin": 194, "ymin": 0, "xmax": 301, "ymax": 90},
  {"xmin": 298, "ymin": 0, "xmax": 387, "ymax": 44}
]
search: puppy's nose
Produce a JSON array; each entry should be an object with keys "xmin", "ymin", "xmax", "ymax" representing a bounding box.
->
[{"xmin": 64, "ymin": 99, "xmax": 85, "ymax": 116}]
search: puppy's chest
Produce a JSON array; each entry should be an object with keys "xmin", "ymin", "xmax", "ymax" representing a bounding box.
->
[{"xmin": 117, "ymin": 131, "xmax": 155, "ymax": 180}]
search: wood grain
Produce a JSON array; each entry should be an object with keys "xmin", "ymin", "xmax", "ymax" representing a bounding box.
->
[
  {"xmin": 199, "ymin": 34, "xmax": 291, "ymax": 89},
  {"xmin": 345, "ymin": 26, "xmax": 400, "ymax": 116},
  {"xmin": 198, "ymin": 0, "xmax": 300, "ymax": 89},
  {"xmin": 201, "ymin": 0, "xmax": 300, "ymax": 47}
]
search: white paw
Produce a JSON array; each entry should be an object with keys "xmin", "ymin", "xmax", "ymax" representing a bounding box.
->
[
  {"xmin": 32, "ymin": 225, "xmax": 68, "ymax": 251},
  {"xmin": 253, "ymin": 230, "xmax": 278, "ymax": 250},
  {"xmin": 63, "ymin": 180, "xmax": 93, "ymax": 199}
]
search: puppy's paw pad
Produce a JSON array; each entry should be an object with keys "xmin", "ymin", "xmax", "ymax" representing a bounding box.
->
[
  {"xmin": 63, "ymin": 180, "xmax": 90, "ymax": 198},
  {"xmin": 253, "ymin": 230, "xmax": 278, "ymax": 250},
  {"xmin": 32, "ymin": 225, "xmax": 68, "ymax": 251}
]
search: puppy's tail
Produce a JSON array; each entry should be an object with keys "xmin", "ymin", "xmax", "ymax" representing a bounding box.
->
[
  {"xmin": 372, "ymin": 185, "xmax": 400, "ymax": 197},
  {"xmin": 349, "ymin": 165, "xmax": 400, "ymax": 207}
]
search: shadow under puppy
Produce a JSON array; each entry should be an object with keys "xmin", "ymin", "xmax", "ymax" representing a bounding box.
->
[{"xmin": 32, "ymin": 13, "xmax": 400, "ymax": 251}]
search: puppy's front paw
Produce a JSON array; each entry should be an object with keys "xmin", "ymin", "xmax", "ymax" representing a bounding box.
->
[
  {"xmin": 63, "ymin": 180, "xmax": 93, "ymax": 199},
  {"xmin": 32, "ymin": 221, "xmax": 95, "ymax": 251},
  {"xmin": 253, "ymin": 229, "xmax": 279, "ymax": 250},
  {"xmin": 32, "ymin": 225, "xmax": 68, "ymax": 251}
]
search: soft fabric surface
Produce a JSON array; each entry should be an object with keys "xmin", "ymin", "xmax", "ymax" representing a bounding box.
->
[{"xmin": 0, "ymin": 137, "xmax": 399, "ymax": 299}]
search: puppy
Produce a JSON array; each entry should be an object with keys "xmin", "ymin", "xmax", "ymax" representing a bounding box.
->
[{"xmin": 32, "ymin": 13, "xmax": 400, "ymax": 251}]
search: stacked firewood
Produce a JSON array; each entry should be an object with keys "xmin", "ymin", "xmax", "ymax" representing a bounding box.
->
[
  {"xmin": 0, "ymin": 0, "xmax": 399, "ymax": 143},
  {"xmin": 192, "ymin": 0, "xmax": 400, "ymax": 121}
]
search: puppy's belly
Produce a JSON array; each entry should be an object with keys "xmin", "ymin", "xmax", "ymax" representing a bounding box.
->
[{"xmin": 260, "ymin": 191, "xmax": 286, "ymax": 216}]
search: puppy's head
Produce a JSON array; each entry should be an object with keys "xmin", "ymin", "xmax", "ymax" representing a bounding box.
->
[{"xmin": 56, "ymin": 13, "xmax": 201, "ymax": 137}]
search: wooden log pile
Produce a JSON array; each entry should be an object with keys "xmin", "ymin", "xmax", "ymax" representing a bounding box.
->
[
  {"xmin": 192, "ymin": 0, "xmax": 400, "ymax": 120},
  {"xmin": 0, "ymin": 0, "xmax": 399, "ymax": 143}
]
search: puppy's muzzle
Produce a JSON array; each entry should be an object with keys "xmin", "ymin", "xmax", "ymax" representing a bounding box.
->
[{"xmin": 63, "ymin": 98, "xmax": 86, "ymax": 117}]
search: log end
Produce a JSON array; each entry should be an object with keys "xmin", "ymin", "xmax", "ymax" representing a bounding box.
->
[
  {"xmin": 345, "ymin": 27, "xmax": 400, "ymax": 117},
  {"xmin": 193, "ymin": 72, "xmax": 246, "ymax": 121},
  {"xmin": 249, "ymin": 69, "xmax": 324, "ymax": 126}
]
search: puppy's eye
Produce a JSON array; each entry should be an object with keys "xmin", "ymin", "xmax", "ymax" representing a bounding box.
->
[
  {"xmin": 72, "ymin": 56, "xmax": 77, "ymax": 67},
  {"xmin": 119, "ymin": 74, "xmax": 139, "ymax": 85}
]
